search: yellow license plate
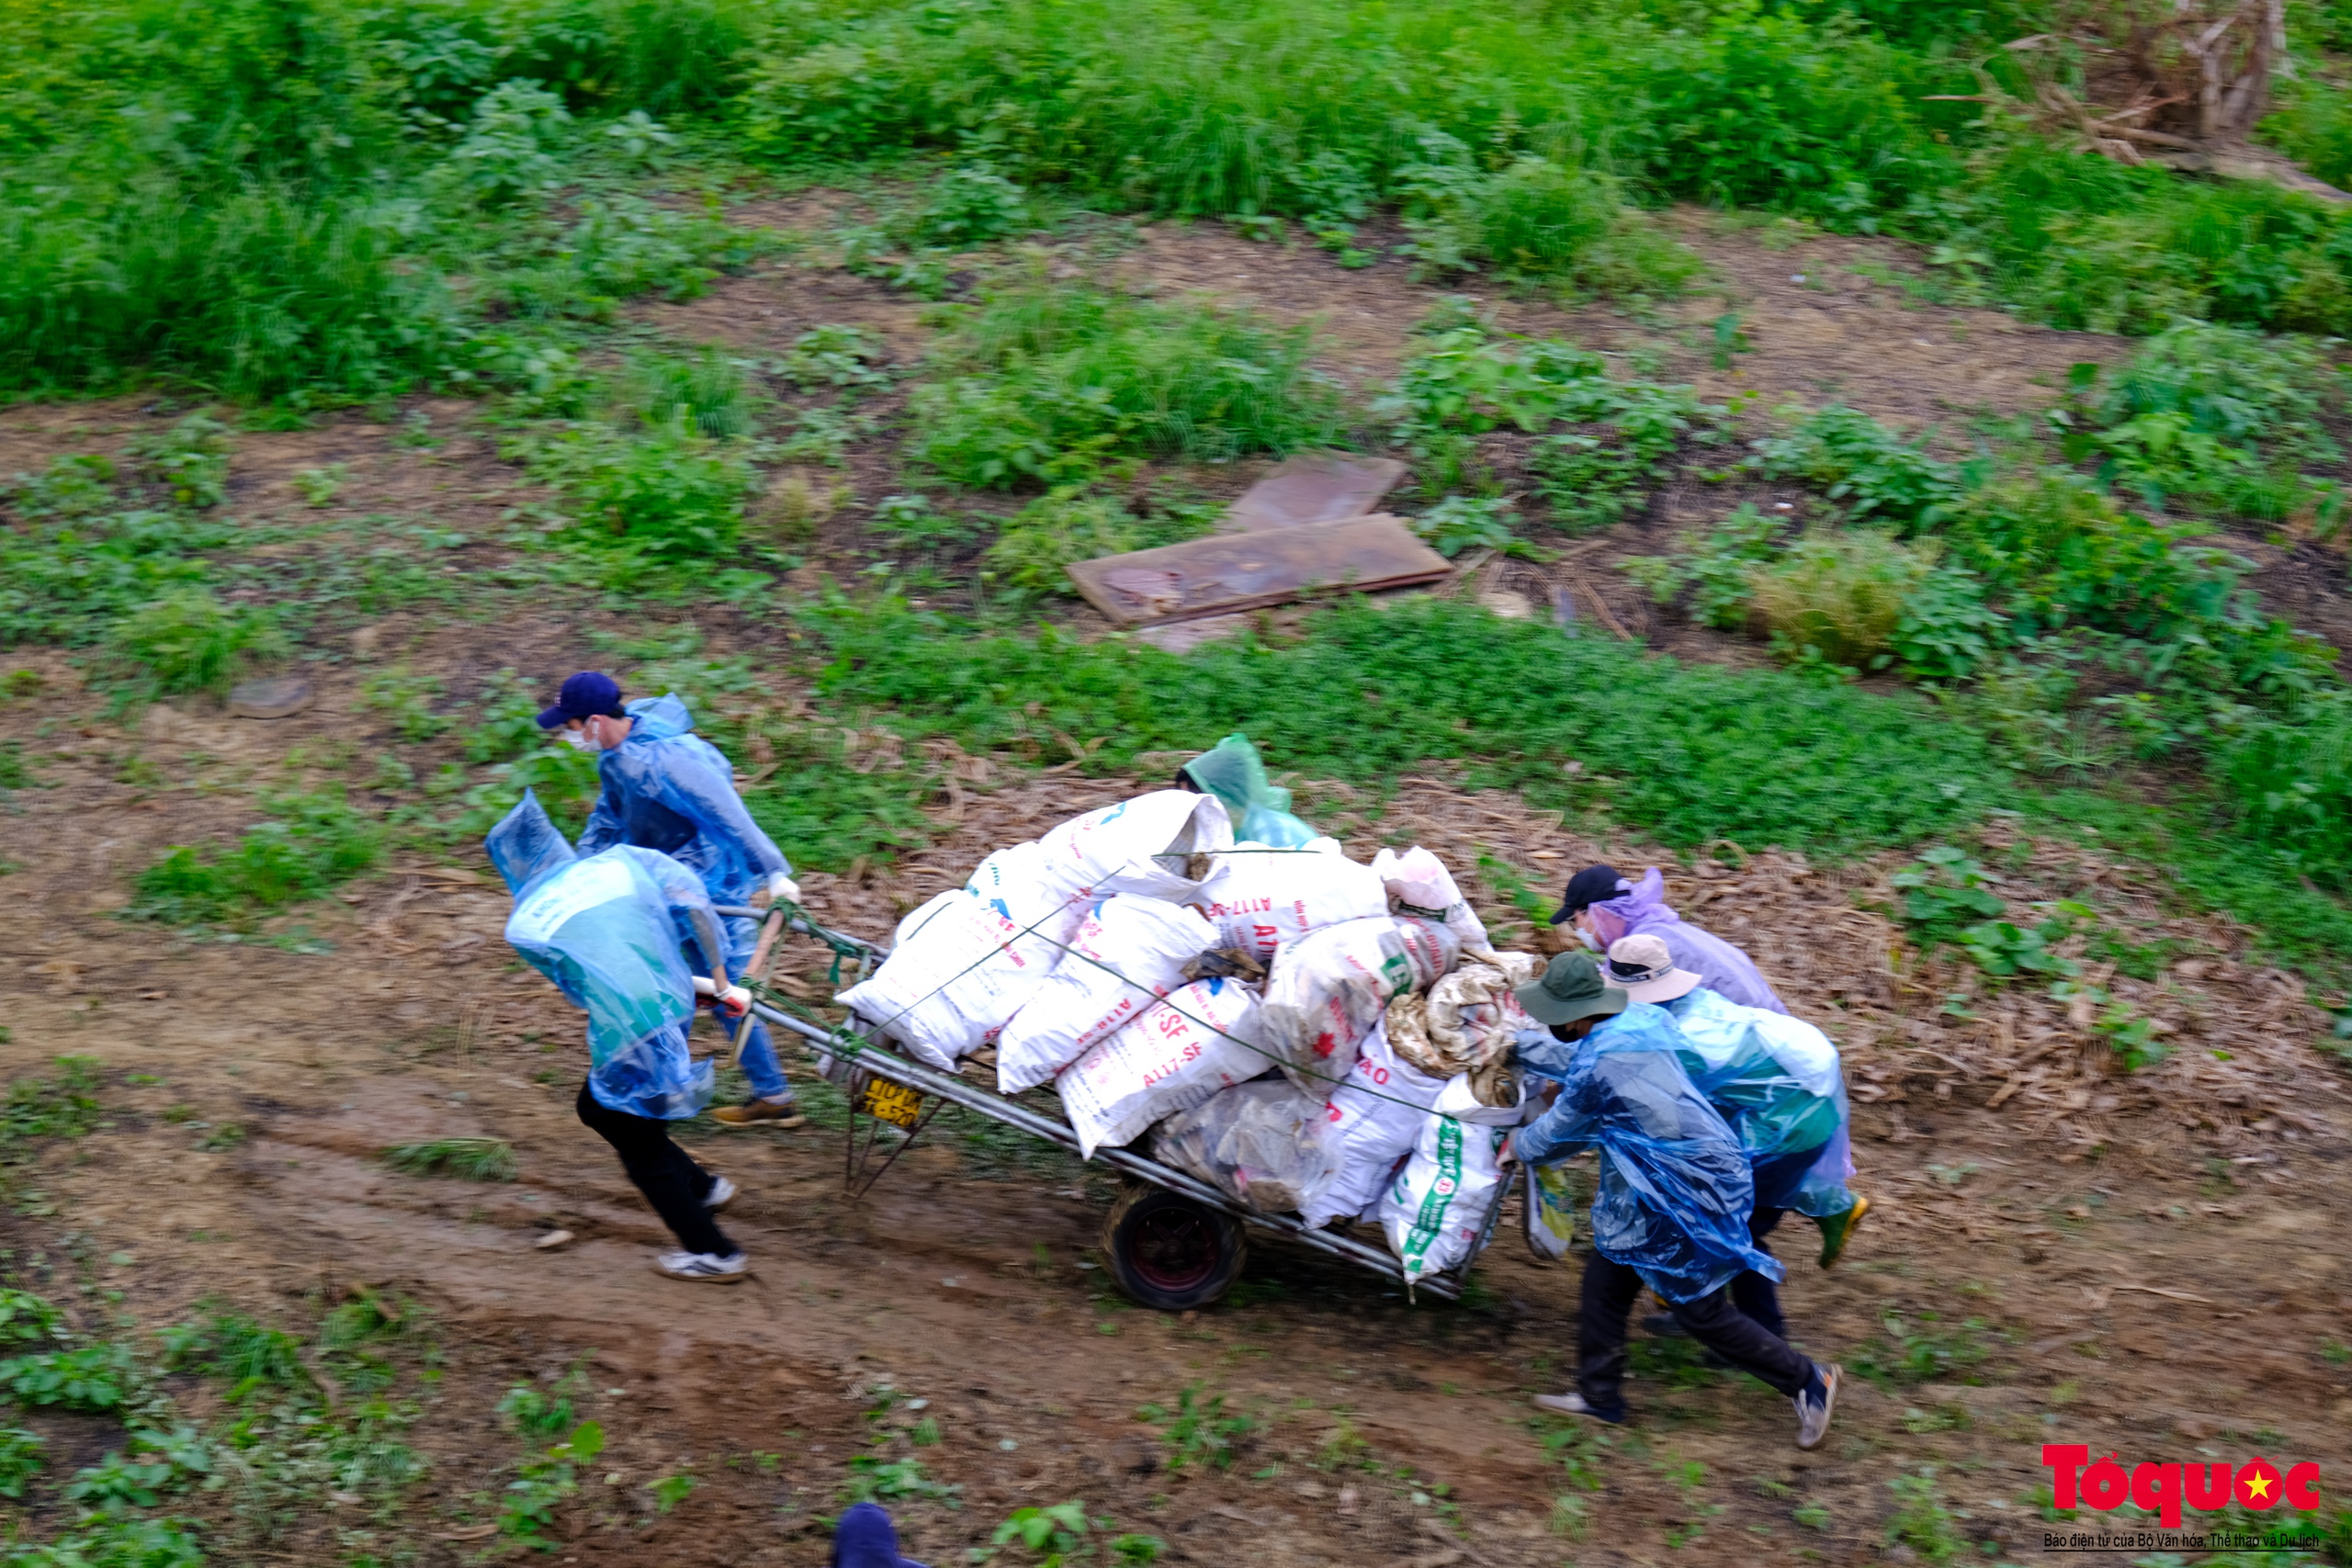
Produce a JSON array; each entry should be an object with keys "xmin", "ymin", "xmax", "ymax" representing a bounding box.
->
[{"xmin": 860, "ymin": 1079, "xmax": 924, "ymax": 1128}]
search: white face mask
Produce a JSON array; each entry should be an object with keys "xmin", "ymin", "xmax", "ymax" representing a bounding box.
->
[
  {"xmin": 1573, "ymin": 926, "xmax": 1601, "ymax": 951},
  {"xmin": 559, "ymin": 727, "xmax": 595, "ymax": 752}
]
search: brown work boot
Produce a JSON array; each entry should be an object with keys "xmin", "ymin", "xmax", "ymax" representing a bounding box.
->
[{"xmin": 711, "ymin": 1096, "xmax": 807, "ymax": 1131}]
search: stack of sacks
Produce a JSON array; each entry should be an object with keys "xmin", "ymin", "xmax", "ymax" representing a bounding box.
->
[{"xmin": 837, "ymin": 792, "xmax": 1230, "ymax": 1070}]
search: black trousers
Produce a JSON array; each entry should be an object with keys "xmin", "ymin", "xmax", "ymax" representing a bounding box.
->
[
  {"xmin": 575, "ymin": 1080, "xmax": 737, "ymax": 1258},
  {"xmin": 1731, "ymin": 1205, "xmax": 1788, "ymax": 1339},
  {"xmin": 1579, "ymin": 1251, "xmax": 1814, "ymax": 1420}
]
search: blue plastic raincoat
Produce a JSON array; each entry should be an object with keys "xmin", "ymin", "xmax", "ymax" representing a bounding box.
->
[
  {"xmin": 488, "ymin": 792, "xmax": 724, "ymax": 1122},
  {"xmin": 1512, "ymin": 1001, "xmax": 1782, "ymax": 1303},
  {"xmin": 1664, "ymin": 987, "xmax": 1857, "ymax": 1219},
  {"xmin": 1587, "ymin": 868, "xmax": 1787, "ymax": 1013},
  {"xmin": 580, "ymin": 693, "xmax": 791, "ymax": 913}
]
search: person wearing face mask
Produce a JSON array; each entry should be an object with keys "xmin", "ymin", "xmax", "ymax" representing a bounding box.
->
[
  {"xmin": 1552, "ymin": 864, "xmax": 1786, "ymax": 1014},
  {"xmin": 1499, "ymin": 952, "xmax": 1840, "ymax": 1446},
  {"xmin": 537, "ymin": 671, "xmax": 806, "ymax": 1129}
]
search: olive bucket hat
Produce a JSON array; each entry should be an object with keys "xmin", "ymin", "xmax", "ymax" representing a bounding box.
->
[{"xmin": 1514, "ymin": 951, "xmax": 1630, "ymax": 1027}]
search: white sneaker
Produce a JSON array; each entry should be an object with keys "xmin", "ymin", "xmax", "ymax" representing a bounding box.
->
[
  {"xmin": 705, "ymin": 1175, "xmax": 737, "ymax": 1212},
  {"xmin": 1794, "ymin": 1363, "xmax": 1839, "ymax": 1450},
  {"xmin": 1532, "ymin": 1392, "xmax": 1623, "ymax": 1424},
  {"xmin": 653, "ymin": 1250, "xmax": 748, "ymax": 1284}
]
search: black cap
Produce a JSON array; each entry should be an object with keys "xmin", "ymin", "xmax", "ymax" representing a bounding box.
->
[
  {"xmin": 1549, "ymin": 864, "xmax": 1626, "ymax": 926},
  {"xmin": 537, "ymin": 671, "xmax": 626, "ymax": 730}
]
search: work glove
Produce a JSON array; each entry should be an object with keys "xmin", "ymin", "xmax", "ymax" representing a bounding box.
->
[
  {"xmin": 764, "ymin": 870, "xmax": 801, "ymax": 907},
  {"xmin": 713, "ymin": 985, "xmax": 752, "ymax": 1019}
]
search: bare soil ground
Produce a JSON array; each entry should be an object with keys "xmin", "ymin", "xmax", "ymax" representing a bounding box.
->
[{"xmin": 4, "ymin": 209, "xmax": 2351, "ymax": 1567}]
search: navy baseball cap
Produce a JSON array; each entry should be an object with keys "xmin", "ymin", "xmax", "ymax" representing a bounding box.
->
[
  {"xmin": 1549, "ymin": 863, "xmax": 1626, "ymax": 925},
  {"xmin": 537, "ymin": 671, "xmax": 625, "ymax": 730}
]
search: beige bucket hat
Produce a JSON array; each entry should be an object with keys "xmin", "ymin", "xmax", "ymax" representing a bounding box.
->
[{"xmin": 1604, "ymin": 933, "xmax": 1702, "ymax": 1004}]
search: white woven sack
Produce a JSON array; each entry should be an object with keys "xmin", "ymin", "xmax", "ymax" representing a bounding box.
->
[
  {"xmin": 1057, "ymin": 976, "xmax": 1266, "ymax": 1157},
  {"xmin": 995, "ymin": 896, "xmax": 1217, "ymax": 1092}
]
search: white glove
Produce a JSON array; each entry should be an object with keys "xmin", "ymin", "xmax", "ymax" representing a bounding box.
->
[
  {"xmin": 766, "ymin": 871, "xmax": 801, "ymax": 907},
  {"xmin": 714, "ymin": 985, "xmax": 752, "ymax": 1019}
]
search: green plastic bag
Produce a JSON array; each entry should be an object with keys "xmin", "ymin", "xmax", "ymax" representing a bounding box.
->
[{"xmin": 1181, "ymin": 733, "xmax": 1318, "ymax": 847}]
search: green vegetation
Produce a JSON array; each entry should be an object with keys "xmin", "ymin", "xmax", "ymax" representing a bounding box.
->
[
  {"xmin": 131, "ymin": 793, "xmax": 383, "ymax": 930},
  {"xmin": 379, "ymin": 1137, "xmax": 519, "ymax": 1182},
  {"xmin": 1135, "ymin": 1384, "xmax": 1258, "ymax": 1472}
]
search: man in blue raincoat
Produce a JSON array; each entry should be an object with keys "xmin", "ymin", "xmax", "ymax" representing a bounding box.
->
[
  {"xmin": 1501, "ymin": 953, "xmax": 1841, "ymax": 1445},
  {"xmin": 539, "ymin": 671, "xmax": 804, "ymax": 1129},
  {"xmin": 488, "ymin": 792, "xmax": 752, "ymax": 1283}
]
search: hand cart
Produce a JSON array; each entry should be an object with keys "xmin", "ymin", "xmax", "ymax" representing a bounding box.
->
[{"xmin": 715, "ymin": 906, "xmax": 1512, "ymax": 1313}]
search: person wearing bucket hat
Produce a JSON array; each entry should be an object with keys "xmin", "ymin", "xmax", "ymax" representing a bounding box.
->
[
  {"xmin": 1552, "ymin": 864, "xmax": 1787, "ymax": 1014},
  {"xmin": 832, "ymin": 1502, "xmax": 930, "ymax": 1567},
  {"xmin": 1501, "ymin": 953, "xmax": 1842, "ymax": 1449}
]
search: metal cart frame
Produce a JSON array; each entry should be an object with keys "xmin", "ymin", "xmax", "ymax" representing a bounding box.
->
[{"xmin": 721, "ymin": 908, "xmax": 1509, "ymax": 1308}]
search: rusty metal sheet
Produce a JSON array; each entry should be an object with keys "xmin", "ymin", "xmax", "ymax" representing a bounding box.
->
[
  {"xmin": 1067, "ymin": 514, "xmax": 1452, "ymax": 627},
  {"xmin": 1220, "ymin": 453, "xmax": 1407, "ymax": 533}
]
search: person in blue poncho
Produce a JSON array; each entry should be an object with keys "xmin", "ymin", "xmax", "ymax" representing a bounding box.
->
[
  {"xmin": 1500, "ymin": 953, "xmax": 1841, "ymax": 1445},
  {"xmin": 1552, "ymin": 864, "xmax": 1787, "ymax": 1013},
  {"xmin": 539, "ymin": 671, "xmax": 805, "ymax": 1131},
  {"xmin": 488, "ymin": 793, "xmax": 754, "ymax": 1284}
]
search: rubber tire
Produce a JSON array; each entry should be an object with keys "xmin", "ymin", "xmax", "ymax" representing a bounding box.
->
[{"xmin": 1101, "ymin": 1184, "xmax": 1248, "ymax": 1312}]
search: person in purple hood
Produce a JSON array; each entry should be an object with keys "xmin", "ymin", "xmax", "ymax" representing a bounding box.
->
[{"xmin": 1552, "ymin": 864, "xmax": 1787, "ymax": 1014}]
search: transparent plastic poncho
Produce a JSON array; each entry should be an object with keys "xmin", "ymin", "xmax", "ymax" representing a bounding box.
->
[
  {"xmin": 1179, "ymin": 734, "xmax": 1319, "ymax": 850},
  {"xmin": 578, "ymin": 694, "xmax": 790, "ymax": 954},
  {"xmin": 1586, "ymin": 868, "xmax": 1788, "ymax": 1014},
  {"xmin": 487, "ymin": 792, "xmax": 718, "ymax": 1122},
  {"xmin": 1512, "ymin": 1001, "xmax": 1782, "ymax": 1303},
  {"xmin": 1665, "ymin": 987, "xmax": 1856, "ymax": 1219}
]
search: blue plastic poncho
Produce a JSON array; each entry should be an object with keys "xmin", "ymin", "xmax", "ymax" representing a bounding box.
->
[
  {"xmin": 1587, "ymin": 868, "xmax": 1788, "ymax": 1014},
  {"xmin": 489, "ymin": 793, "xmax": 722, "ymax": 1122},
  {"xmin": 1665, "ymin": 987, "xmax": 1857, "ymax": 1220},
  {"xmin": 580, "ymin": 694, "xmax": 790, "ymax": 924},
  {"xmin": 1512, "ymin": 1001, "xmax": 1782, "ymax": 1303},
  {"xmin": 1181, "ymin": 734, "xmax": 1318, "ymax": 849}
]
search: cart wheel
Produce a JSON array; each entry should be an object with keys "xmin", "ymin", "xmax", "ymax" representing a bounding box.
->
[{"xmin": 1101, "ymin": 1186, "xmax": 1247, "ymax": 1312}]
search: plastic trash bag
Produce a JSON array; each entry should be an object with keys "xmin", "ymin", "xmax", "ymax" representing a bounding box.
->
[
  {"xmin": 996, "ymin": 896, "xmax": 1218, "ymax": 1092},
  {"xmin": 1525, "ymin": 1163, "xmax": 1575, "ymax": 1261},
  {"xmin": 842, "ymin": 882, "xmax": 1066, "ymax": 1072},
  {"xmin": 1371, "ymin": 845, "xmax": 1494, "ymax": 958},
  {"xmin": 1381, "ymin": 1073, "xmax": 1521, "ymax": 1283},
  {"xmin": 489, "ymin": 794, "xmax": 716, "ymax": 1121},
  {"xmin": 1586, "ymin": 867, "xmax": 1787, "ymax": 1014},
  {"xmin": 1301, "ymin": 1019, "xmax": 1447, "ymax": 1228},
  {"xmin": 1194, "ymin": 839, "xmax": 1388, "ymax": 962},
  {"xmin": 1057, "ymin": 976, "xmax": 1268, "ymax": 1157},
  {"xmin": 1154, "ymin": 1077, "xmax": 1340, "ymax": 1215},
  {"xmin": 1512, "ymin": 1001, "xmax": 1783, "ymax": 1303},
  {"xmin": 1665, "ymin": 987, "xmax": 1856, "ymax": 1219},
  {"xmin": 1261, "ymin": 916, "xmax": 1459, "ymax": 1096},
  {"xmin": 577, "ymin": 694, "xmax": 790, "ymax": 910},
  {"xmin": 1180, "ymin": 734, "xmax": 1319, "ymax": 849},
  {"xmin": 1035, "ymin": 790, "xmax": 1233, "ymax": 906}
]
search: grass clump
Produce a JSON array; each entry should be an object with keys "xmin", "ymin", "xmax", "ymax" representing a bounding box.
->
[
  {"xmin": 910, "ymin": 278, "xmax": 1340, "ymax": 488},
  {"xmin": 101, "ymin": 589, "xmax": 286, "ymax": 704},
  {"xmin": 800, "ymin": 591, "xmax": 1998, "ymax": 859},
  {"xmin": 131, "ymin": 792, "xmax": 382, "ymax": 928},
  {"xmin": 380, "ymin": 1137, "xmax": 519, "ymax": 1182}
]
